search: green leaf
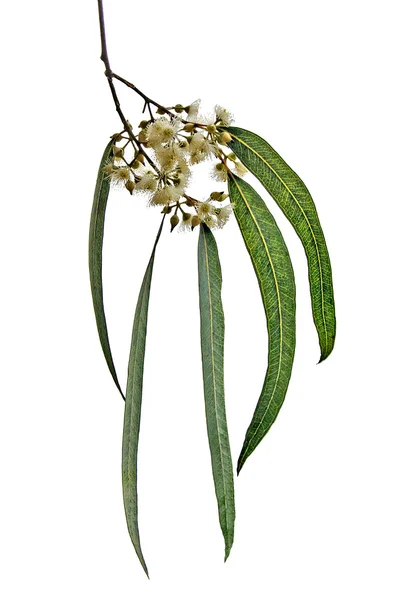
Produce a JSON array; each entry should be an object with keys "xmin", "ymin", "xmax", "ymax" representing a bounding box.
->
[
  {"xmin": 228, "ymin": 175, "xmax": 296, "ymax": 473},
  {"xmin": 198, "ymin": 224, "xmax": 235, "ymax": 560},
  {"xmin": 122, "ymin": 217, "xmax": 165, "ymax": 578},
  {"xmin": 225, "ymin": 126, "xmax": 336, "ymax": 362},
  {"xmin": 89, "ymin": 140, "xmax": 124, "ymax": 398}
]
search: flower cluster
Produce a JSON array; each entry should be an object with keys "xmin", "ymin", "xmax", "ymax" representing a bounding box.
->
[{"xmin": 104, "ymin": 100, "xmax": 247, "ymax": 232}]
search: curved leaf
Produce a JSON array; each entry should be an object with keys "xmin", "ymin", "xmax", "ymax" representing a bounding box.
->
[
  {"xmin": 122, "ymin": 217, "xmax": 164, "ymax": 578},
  {"xmin": 89, "ymin": 140, "xmax": 124, "ymax": 398},
  {"xmin": 228, "ymin": 175, "xmax": 296, "ymax": 473},
  {"xmin": 198, "ymin": 224, "xmax": 235, "ymax": 560},
  {"xmin": 225, "ymin": 126, "xmax": 335, "ymax": 362}
]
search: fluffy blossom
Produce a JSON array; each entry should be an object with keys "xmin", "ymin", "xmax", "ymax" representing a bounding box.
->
[
  {"xmin": 150, "ymin": 185, "xmax": 181, "ymax": 206},
  {"xmin": 215, "ymin": 105, "xmax": 234, "ymax": 126},
  {"xmin": 146, "ymin": 117, "xmax": 182, "ymax": 147}
]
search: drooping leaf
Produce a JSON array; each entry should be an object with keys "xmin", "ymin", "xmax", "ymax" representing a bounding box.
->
[
  {"xmin": 122, "ymin": 217, "xmax": 165, "ymax": 578},
  {"xmin": 198, "ymin": 224, "xmax": 235, "ymax": 560},
  {"xmin": 225, "ymin": 127, "xmax": 335, "ymax": 362},
  {"xmin": 89, "ymin": 140, "xmax": 124, "ymax": 398},
  {"xmin": 228, "ymin": 175, "xmax": 296, "ymax": 473}
]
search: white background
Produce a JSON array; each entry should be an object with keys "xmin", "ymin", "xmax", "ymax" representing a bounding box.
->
[{"xmin": 1, "ymin": 0, "xmax": 398, "ymax": 598}]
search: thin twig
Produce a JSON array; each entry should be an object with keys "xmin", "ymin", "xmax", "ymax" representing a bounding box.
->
[{"xmin": 97, "ymin": 0, "xmax": 161, "ymax": 175}]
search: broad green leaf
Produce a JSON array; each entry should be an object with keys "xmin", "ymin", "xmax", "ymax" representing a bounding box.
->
[
  {"xmin": 89, "ymin": 140, "xmax": 124, "ymax": 398},
  {"xmin": 228, "ymin": 175, "xmax": 296, "ymax": 473},
  {"xmin": 225, "ymin": 126, "xmax": 336, "ymax": 362},
  {"xmin": 198, "ymin": 224, "xmax": 235, "ymax": 560},
  {"xmin": 122, "ymin": 217, "xmax": 164, "ymax": 578}
]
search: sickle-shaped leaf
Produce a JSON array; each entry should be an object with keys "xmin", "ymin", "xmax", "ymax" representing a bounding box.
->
[
  {"xmin": 225, "ymin": 127, "xmax": 335, "ymax": 362},
  {"xmin": 122, "ymin": 217, "xmax": 165, "ymax": 578},
  {"xmin": 228, "ymin": 175, "xmax": 296, "ymax": 473},
  {"xmin": 89, "ymin": 140, "xmax": 124, "ymax": 398},
  {"xmin": 198, "ymin": 224, "xmax": 235, "ymax": 560}
]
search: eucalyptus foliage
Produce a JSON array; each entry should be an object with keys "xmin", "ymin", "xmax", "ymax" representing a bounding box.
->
[{"xmin": 89, "ymin": 0, "xmax": 336, "ymax": 577}]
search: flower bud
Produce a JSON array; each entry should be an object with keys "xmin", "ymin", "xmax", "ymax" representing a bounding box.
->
[
  {"xmin": 138, "ymin": 131, "xmax": 147, "ymax": 143},
  {"xmin": 156, "ymin": 106, "xmax": 166, "ymax": 115},
  {"xmin": 139, "ymin": 120, "xmax": 149, "ymax": 129},
  {"xmin": 162, "ymin": 205, "xmax": 172, "ymax": 214},
  {"xmin": 218, "ymin": 131, "xmax": 232, "ymax": 144},
  {"xmin": 113, "ymin": 146, "xmax": 124, "ymax": 158},
  {"xmin": 183, "ymin": 123, "xmax": 195, "ymax": 133},
  {"xmin": 136, "ymin": 153, "xmax": 146, "ymax": 165},
  {"xmin": 170, "ymin": 214, "xmax": 179, "ymax": 231},
  {"xmin": 210, "ymin": 191, "xmax": 223, "ymax": 201},
  {"xmin": 206, "ymin": 124, "xmax": 217, "ymax": 134},
  {"xmin": 174, "ymin": 104, "xmax": 184, "ymax": 113},
  {"xmin": 125, "ymin": 180, "xmax": 135, "ymax": 194},
  {"xmin": 227, "ymin": 153, "xmax": 237, "ymax": 161},
  {"xmin": 131, "ymin": 160, "xmax": 141, "ymax": 170},
  {"xmin": 191, "ymin": 215, "xmax": 201, "ymax": 229}
]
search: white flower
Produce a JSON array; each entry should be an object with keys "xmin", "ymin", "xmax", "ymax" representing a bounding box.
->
[
  {"xmin": 186, "ymin": 99, "xmax": 200, "ymax": 122},
  {"xmin": 215, "ymin": 105, "xmax": 234, "ymax": 126},
  {"xmin": 135, "ymin": 171, "xmax": 158, "ymax": 192},
  {"xmin": 197, "ymin": 200, "xmax": 216, "ymax": 220},
  {"xmin": 108, "ymin": 166, "xmax": 131, "ymax": 187},
  {"xmin": 146, "ymin": 117, "xmax": 182, "ymax": 147},
  {"xmin": 155, "ymin": 143, "xmax": 184, "ymax": 170},
  {"xmin": 201, "ymin": 214, "xmax": 217, "ymax": 228},
  {"xmin": 150, "ymin": 185, "xmax": 181, "ymax": 206},
  {"xmin": 215, "ymin": 204, "xmax": 233, "ymax": 228},
  {"xmin": 179, "ymin": 212, "xmax": 193, "ymax": 232},
  {"xmin": 234, "ymin": 161, "xmax": 248, "ymax": 177},
  {"xmin": 212, "ymin": 162, "xmax": 228, "ymax": 182},
  {"xmin": 189, "ymin": 133, "xmax": 216, "ymax": 164}
]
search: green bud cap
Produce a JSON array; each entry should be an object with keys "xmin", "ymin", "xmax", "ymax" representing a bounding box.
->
[
  {"xmin": 125, "ymin": 180, "xmax": 135, "ymax": 194},
  {"xmin": 210, "ymin": 191, "xmax": 224, "ymax": 201},
  {"xmin": 183, "ymin": 123, "xmax": 195, "ymax": 132},
  {"xmin": 136, "ymin": 153, "xmax": 146, "ymax": 165},
  {"xmin": 191, "ymin": 215, "xmax": 201, "ymax": 229},
  {"xmin": 139, "ymin": 120, "xmax": 149, "ymax": 129},
  {"xmin": 174, "ymin": 104, "xmax": 184, "ymax": 113},
  {"xmin": 170, "ymin": 214, "xmax": 179, "ymax": 231},
  {"xmin": 182, "ymin": 211, "xmax": 191, "ymax": 222},
  {"xmin": 156, "ymin": 106, "xmax": 166, "ymax": 115},
  {"xmin": 227, "ymin": 152, "xmax": 237, "ymax": 161},
  {"xmin": 206, "ymin": 124, "xmax": 217, "ymax": 134},
  {"xmin": 138, "ymin": 131, "xmax": 147, "ymax": 143},
  {"xmin": 131, "ymin": 160, "xmax": 141, "ymax": 170},
  {"xmin": 215, "ymin": 162, "xmax": 225, "ymax": 171},
  {"xmin": 113, "ymin": 146, "xmax": 124, "ymax": 158},
  {"xmin": 183, "ymin": 105, "xmax": 191, "ymax": 113},
  {"xmin": 162, "ymin": 205, "xmax": 172, "ymax": 214}
]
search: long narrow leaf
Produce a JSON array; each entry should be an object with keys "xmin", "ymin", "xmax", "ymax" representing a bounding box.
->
[
  {"xmin": 122, "ymin": 217, "xmax": 164, "ymax": 578},
  {"xmin": 228, "ymin": 175, "xmax": 296, "ymax": 473},
  {"xmin": 198, "ymin": 224, "xmax": 235, "ymax": 560},
  {"xmin": 89, "ymin": 140, "xmax": 124, "ymax": 398},
  {"xmin": 225, "ymin": 127, "xmax": 335, "ymax": 362}
]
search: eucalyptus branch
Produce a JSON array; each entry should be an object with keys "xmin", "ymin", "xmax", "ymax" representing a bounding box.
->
[{"xmin": 90, "ymin": 0, "xmax": 336, "ymax": 578}]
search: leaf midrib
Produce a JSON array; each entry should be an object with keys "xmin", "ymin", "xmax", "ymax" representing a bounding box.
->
[
  {"xmin": 202, "ymin": 230, "xmax": 231, "ymax": 538},
  {"xmin": 229, "ymin": 132, "xmax": 328, "ymax": 351},
  {"xmin": 231, "ymin": 176, "xmax": 283, "ymax": 461}
]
